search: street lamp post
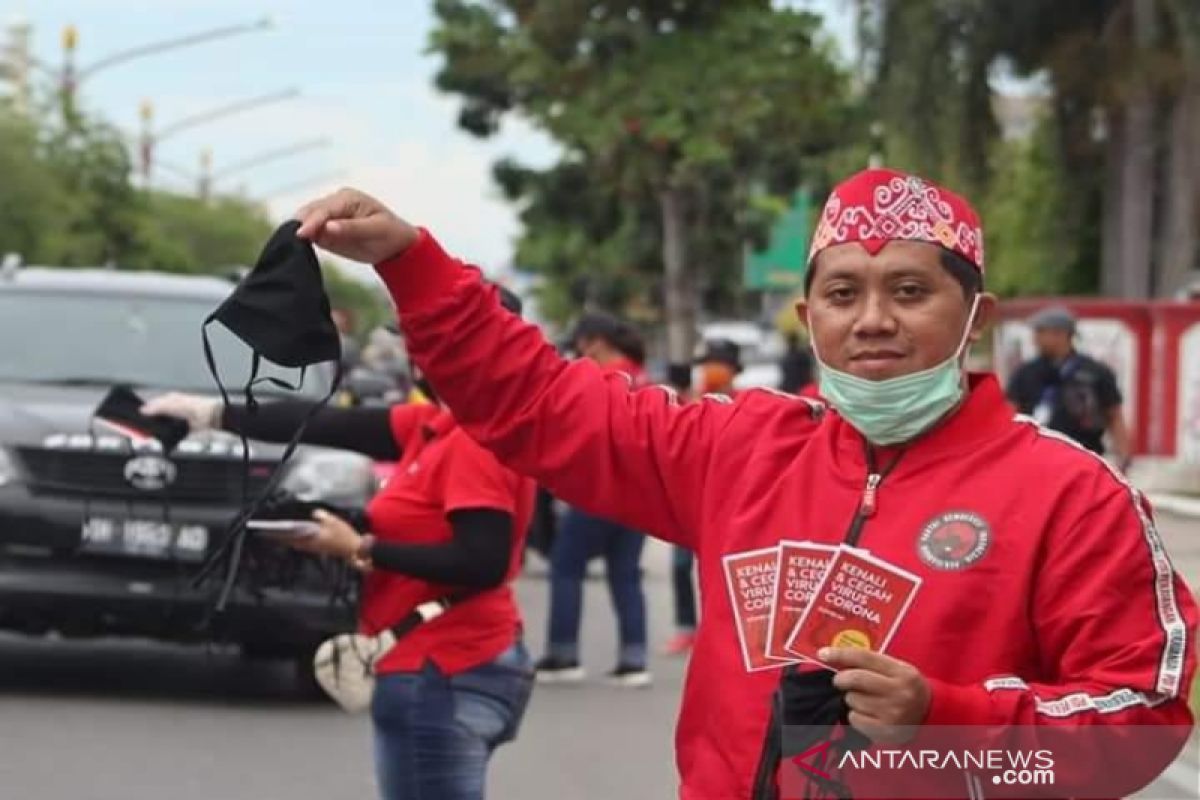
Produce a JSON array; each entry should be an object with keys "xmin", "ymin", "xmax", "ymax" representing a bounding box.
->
[
  {"xmin": 139, "ymin": 88, "xmax": 300, "ymax": 187},
  {"xmin": 199, "ymin": 139, "xmax": 331, "ymax": 202},
  {"xmin": 198, "ymin": 148, "xmax": 214, "ymax": 202},
  {"xmin": 61, "ymin": 24, "xmax": 78, "ymax": 123},
  {"xmin": 138, "ymin": 99, "xmax": 154, "ymax": 184},
  {"xmin": 58, "ymin": 17, "xmax": 272, "ymax": 124},
  {"xmin": 254, "ymin": 171, "xmax": 348, "ymax": 204}
]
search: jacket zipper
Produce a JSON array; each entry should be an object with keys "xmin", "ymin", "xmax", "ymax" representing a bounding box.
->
[
  {"xmin": 844, "ymin": 472, "xmax": 881, "ymax": 546},
  {"xmin": 750, "ymin": 444, "xmax": 905, "ymax": 800}
]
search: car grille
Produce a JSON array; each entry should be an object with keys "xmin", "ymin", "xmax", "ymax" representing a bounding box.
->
[{"xmin": 16, "ymin": 447, "xmax": 277, "ymax": 504}]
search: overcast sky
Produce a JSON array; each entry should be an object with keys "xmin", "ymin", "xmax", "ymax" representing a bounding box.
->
[{"xmin": 6, "ymin": 0, "xmax": 853, "ymax": 278}]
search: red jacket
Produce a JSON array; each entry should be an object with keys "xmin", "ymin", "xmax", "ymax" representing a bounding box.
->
[{"xmin": 377, "ymin": 231, "xmax": 1197, "ymax": 799}]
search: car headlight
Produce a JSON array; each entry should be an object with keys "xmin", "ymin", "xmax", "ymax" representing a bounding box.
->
[
  {"xmin": 282, "ymin": 449, "xmax": 377, "ymax": 505},
  {"xmin": 0, "ymin": 447, "xmax": 17, "ymax": 488}
]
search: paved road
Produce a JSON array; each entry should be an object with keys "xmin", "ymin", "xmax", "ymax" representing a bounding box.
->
[
  {"xmin": 0, "ymin": 513, "xmax": 1197, "ymax": 800},
  {"xmin": 0, "ymin": 545, "xmax": 684, "ymax": 800}
]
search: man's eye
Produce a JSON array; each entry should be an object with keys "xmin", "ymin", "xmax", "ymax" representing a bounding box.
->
[
  {"xmin": 896, "ymin": 284, "xmax": 927, "ymax": 299},
  {"xmin": 827, "ymin": 287, "xmax": 855, "ymax": 303}
]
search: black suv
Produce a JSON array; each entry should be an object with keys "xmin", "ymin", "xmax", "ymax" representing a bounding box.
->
[{"xmin": 0, "ymin": 266, "xmax": 373, "ymax": 664}]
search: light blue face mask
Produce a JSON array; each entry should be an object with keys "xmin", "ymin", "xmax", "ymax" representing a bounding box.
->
[{"xmin": 812, "ymin": 295, "xmax": 981, "ymax": 446}]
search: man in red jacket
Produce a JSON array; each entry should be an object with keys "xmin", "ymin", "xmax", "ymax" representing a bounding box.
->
[{"xmin": 293, "ymin": 168, "xmax": 1196, "ymax": 799}]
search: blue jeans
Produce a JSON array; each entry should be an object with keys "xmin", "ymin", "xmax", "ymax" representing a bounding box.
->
[
  {"xmin": 371, "ymin": 641, "xmax": 534, "ymax": 800},
  {"xmin": 547, "ymin": 507, "xmax": 647, "ymax": 667},
  {"xmin": 671, "ymin": 546, "xmax": 698, "ymax": 630}
]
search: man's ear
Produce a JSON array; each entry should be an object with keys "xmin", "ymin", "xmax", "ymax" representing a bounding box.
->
[
  {"xmin": 794, "ymin": 298, "xmax": 810, "ymax": 334},
  {"xmin": 968, "ymin": 293, "xmax": 999, "ymax": 344}
]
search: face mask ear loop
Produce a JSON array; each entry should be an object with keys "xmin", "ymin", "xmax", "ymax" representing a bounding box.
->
[
  {"xmin": 193, "ymin": 346, "xmax": 258, "ymax": 610},
  {"xmin": 202, "ymin": 359, "xmax": 345, "ymax": 611},
  {"xmin": 213, "ymin": 354, "xmax": 265, "ymax": 612},
  {"xmin": 953, "ymin": 293, "xmax": 983, "ymax": 365},
  {"xmin": 805, "ymin": 311, "xmax": 826, "ymax": 367},
  {"xmin": 201, "ymin": 318, "xmax": 233, "ymax": 413},
  {"xmin": 194, "ymin": 318, "xmax": 240, "ymax": 581}
]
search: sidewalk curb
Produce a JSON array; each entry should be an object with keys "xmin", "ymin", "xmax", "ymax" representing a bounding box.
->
[{"xmin": 1149, "ymin": 493, "xmax": 1200, "ymax": 519}]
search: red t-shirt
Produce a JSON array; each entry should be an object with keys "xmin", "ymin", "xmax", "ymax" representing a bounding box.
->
[{"xmin": 362, "ymin": 403, "xmax": 535, "ymax": 675}]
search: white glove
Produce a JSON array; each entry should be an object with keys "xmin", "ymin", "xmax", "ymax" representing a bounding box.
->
[{"xmin": 141, "ymin": 392, "xmax": 222, "ymax": 433}]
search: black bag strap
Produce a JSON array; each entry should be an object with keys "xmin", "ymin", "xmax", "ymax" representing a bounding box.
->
[{"xmin": 385, "ymin": 589, "xmax": 482, "ymax": 641}]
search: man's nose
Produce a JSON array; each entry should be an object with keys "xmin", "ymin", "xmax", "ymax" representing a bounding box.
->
[{"xmin": 852, "ymin": 292, "xmax": 898, "ymax": 338}]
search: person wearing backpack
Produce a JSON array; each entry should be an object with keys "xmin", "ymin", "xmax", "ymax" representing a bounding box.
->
[{"xmin": 1006, "ymin": 305, "xmax": 1133, "ymax": 470}]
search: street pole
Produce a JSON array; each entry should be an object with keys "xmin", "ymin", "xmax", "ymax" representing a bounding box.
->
[
  {"xmin": 139, "ymin": 99, "xmax": 154, "ymax": 185},
  {"xmin": 198, "ymin": 148, "xmax": 213, "ymax": 202},
  {"xmin": 253, "ymin": 171, "xmax": 348, "ymax": 205},
  {"xmin": 211, "ymin": 138, "xmax": 331, "ymax": 180},
  {"xmin": 201, "ymin": 139, "xmax": 330, "ymax": 201},
  {"xmin": 60, "ymin": 24, "xmax": 78, "ymax": 125},
  {"xmin": 58, "ymin": 17, "xmax": 272, "ymax": 125},
  {"xmin": 154, "ymin": 88, "xmax": 299, "ymax": 141},
  {"xmin": 138, "ymin": 88, "xmax": 300, "ymax": 191}
]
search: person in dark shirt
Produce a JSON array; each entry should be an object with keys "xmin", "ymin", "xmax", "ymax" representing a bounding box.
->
[
  {"xmin": 662, "ymin": 338, "xmax": 742, "ymax": 657},
  {"xmin": 778, "ymin": 331, "xmax": 814, "ymax": 394},
  {"xmin": 534, "ymin": 312, "xmax": 653, "ymax": 688},
  {"xmin": 1006, "ymin": 306, "xmax": 1132, "ymax": 468}
]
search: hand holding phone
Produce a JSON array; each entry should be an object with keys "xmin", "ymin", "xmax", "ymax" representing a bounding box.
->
[{"xmin": 245, "ymin": 519, "xmax": 321, "ymax": 539}]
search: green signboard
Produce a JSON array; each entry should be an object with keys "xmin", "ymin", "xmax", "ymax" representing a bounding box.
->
[{"xmin": 744, "ymin": 190, "xmax": 812, "ymax": 291}]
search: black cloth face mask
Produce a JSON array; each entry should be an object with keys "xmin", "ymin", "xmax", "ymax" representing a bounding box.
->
[{"xmin": 197, "ymin": 220, "xmax": 344, "ymax": 609}]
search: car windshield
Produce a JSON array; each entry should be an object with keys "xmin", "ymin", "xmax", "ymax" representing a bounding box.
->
[{"xmin": 0, "ymin": 290, "xmax": 332, "ymax": 397}]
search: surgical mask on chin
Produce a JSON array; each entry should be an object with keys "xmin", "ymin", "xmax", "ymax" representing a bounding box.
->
[{"xmin": 812, "ymin": 295, "xmax": 981, "ymax": 446}]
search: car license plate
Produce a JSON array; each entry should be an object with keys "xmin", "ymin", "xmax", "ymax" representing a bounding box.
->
[{"xmin": 80, "ymin": 518, "xmax": 209, "ymax": 563}]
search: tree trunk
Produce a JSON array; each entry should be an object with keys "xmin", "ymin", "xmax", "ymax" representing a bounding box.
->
[
  {"xmin": 1101, "ymin": 108, "xmax": 1126, "ymax": 296},
  {"xmin": 1114, "ymin": 0, "xmax": 1159, "ymax": 299},
  {"xmin": 1156, "ymin": 69, "xmax": 1200, "ymax": 297},
  {"xmin": 659, "ymin": 184, "xmax": 697, "ymax": 366}
]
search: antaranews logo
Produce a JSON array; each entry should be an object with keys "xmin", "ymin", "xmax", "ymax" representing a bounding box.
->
[
  {"xmin": 787, "ymin": 741, "xmax": 1056, "ymax": 798},
  {"xmin": 791, "ymin": 741, "xmax": 836, "ymax": 782}
]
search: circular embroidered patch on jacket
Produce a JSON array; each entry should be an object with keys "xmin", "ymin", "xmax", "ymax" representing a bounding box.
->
[{"xmin": 917, "ymin": 511, "xmax": 991, "ymax": 571}]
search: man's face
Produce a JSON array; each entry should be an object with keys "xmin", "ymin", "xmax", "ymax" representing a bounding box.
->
[
  {"xmin": 699, "ymin": 360, "xmax": 736, "ymax": 393},
  {"xmin": 574, "ymin": 337, "xmax": 602, "ymax": 363},
  {"xmin": 1033, "ymin": 327, "xmax": 1072, "ymax": 359},
  {"xmin": 797, "ymin": 241, "xmax": 995, "ymax": 381}
]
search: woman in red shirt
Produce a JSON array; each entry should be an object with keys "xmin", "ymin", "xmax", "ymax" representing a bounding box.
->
[{"xmin": 144, "ymin": 290, "xmax": 536, "ymax": 800}]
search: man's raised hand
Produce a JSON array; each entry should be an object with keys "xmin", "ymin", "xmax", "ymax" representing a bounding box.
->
[{"xmin": 294, "ymin": 188, "xmax": 418, "ymax": 265}]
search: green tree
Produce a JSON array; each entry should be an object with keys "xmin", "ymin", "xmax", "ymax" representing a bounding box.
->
[
  {"xmin": 0, "ymin": 105, "xmax": 387, "ymax": 329},
  {"xmin": 0, "ymin": 111, "xmax": 74, "ymax": 262},
  {"xmin": 863, "ymin": 0, "xmax": 1199, "ymax": 298},
  {"xmin": 131, "ymin": 193, "xmax": 274, "ymax": 273},
  {"xmin": 40, "ymin": 116, "xmax": 144, "ymax": 266},
  {"xmin": 321, "ymin": 264, "xmax": 391, "ymax": 336},
  {"xmin": 980, "ymin": 115, "xmax": 1088, "ymax": 297},
  {"xmin": 431, "ymin": 1, "xmax": 855, "ymax": 358}
]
